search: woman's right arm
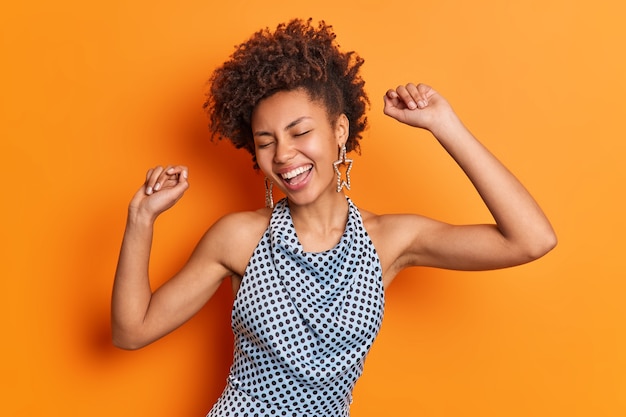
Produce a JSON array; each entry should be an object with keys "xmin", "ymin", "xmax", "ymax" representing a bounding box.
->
[{"xmin": 111, "ymin": 165, "xmax": 231, "ymax": 350}]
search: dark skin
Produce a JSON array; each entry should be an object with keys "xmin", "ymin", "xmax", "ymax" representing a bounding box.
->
[{"xmin": 112, "ymin": 83, "xmax": 556, "ymax": 350}]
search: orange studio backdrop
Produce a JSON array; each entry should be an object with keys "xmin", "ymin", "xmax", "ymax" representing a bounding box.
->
[{"xmin": 1, "ymin": 0, "xmax": 625, "ymax": 416}]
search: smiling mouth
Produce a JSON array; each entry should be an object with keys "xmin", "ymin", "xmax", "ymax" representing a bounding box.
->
[{"xmin": 280, "ymin": 165, "xmax": 313, "ymax": 184}]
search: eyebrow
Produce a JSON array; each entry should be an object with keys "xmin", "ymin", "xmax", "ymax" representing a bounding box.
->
[{"xmin": 254, "ymin": 116, "xmax": 312, "ymax": 137}]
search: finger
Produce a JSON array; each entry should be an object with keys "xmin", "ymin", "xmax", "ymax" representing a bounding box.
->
[
  {"xmin": 382, "ymin": 93, "xmax": 394, "ymax": 113},
  {"xmin": 383, "ymin": 89, "xmax": 401, "ymax": 106},
  {"xmin": 395, "ymin": 84, "xmax": 418, "ymax": 110},
  {"xmin": 155, "ymin": 165, "xmax": 190, "ymax": 191},
  {"xmin": 164, "ymin": 165, "xmax": 189, "ymax": 184},
  {"xmin": 416, "ymin": 83, "xmax": 433, "ymax": 95},
  {"xmin": 144, "ymin": 168, "xmax": 154, "ymax": 194},
  {"xmin": 385, "ymin": 89, "xmax": 399, "ymax": 100},
  {"xmin": 158, "ymin": 166, "xmax": 190, "ymax": 198},
  {"xmin": 406, "ymin": 83, "xmax": 433, "ymax": 109},
  {"xmin": 145, "ymin": 166, "xmax": 165, "ymax": 195},
  {"xmin": 415, "ymin": 83, "xmax": 435, "ymax": 108},
  {"xmin": 164, "ymin": 165, "xmax": 189, "ymax": 179},
  {"xmin": 172, "ymin": 166, "xmax": 190, "ymax": 191},
  {"xmin": 174, "ymin": 166, "xmax": 189, "ymax": 185},
  {"xmin": 145, "ymin": 168, "xmax": 154, "ymax": 182},
  {"xmin": 382, "ymin": 93, "xmax": 403, "ymax": 118},
  {"xmin": 153, "ymin": 165, "xmax": 176, "ymax": 192},
  {"xmin": 174, "ymin": 167, "xmax": 190, "ymax": 192}
]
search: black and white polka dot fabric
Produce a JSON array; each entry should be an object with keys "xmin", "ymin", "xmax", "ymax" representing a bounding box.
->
[{"xmin": 207, "ymin": 197, "xmax": 385, "ymax": 417}]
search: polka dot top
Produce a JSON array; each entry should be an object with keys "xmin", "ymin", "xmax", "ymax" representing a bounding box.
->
[{"xmin": 207, "ymin": 197, "xmax": 385, "ymax": 417}]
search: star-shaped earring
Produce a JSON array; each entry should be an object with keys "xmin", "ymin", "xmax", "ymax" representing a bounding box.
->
[{"xmin": 333, "ymin": 144, "xmax": 353, "ymax": 192}]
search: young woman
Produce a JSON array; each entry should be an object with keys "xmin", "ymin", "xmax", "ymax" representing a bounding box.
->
[{"xmin": 112, "ymin": 19, "xmax": 556, "ymax": 417}]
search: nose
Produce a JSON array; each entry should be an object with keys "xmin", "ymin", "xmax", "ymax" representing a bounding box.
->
[{"xmin": 273, "ymin": 138, "xmax": 294, "ymax": 164}]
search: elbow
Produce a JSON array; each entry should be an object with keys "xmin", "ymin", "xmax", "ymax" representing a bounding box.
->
[
  {"xmin": 538, "ymin": 227, "xmax": 558, "ymax": 257},
  {"xmin": 112, "ymin": 337, "xmax": 144, "ymax": 351},
  {"xmin": 523, "ymin": 228, "xmax": 558, "ymax": 262},
  {"xmin": 111, "ymin": 326, "xmax": 150, "ymax": 351}
]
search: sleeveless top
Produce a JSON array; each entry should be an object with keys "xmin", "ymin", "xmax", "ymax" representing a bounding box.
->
[{"xmin": 207, "ymin": 198, "xmax": 385, "ymax": 417}]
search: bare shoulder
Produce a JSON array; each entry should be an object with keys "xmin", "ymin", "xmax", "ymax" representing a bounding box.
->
[
  {"xmin": 211, "ymin": 207, "xmax": 272, "ymax": 240},
  {"xmin": 360, "ymin": 209, "xmax": 429, "ymax": 242},
  {"xmin": 358, "ymin": 208, "xmax": 436, "ymax": 285},
  {"xmin": 193, "ymin": 207, "xmax": 272, "ymax": 278}
]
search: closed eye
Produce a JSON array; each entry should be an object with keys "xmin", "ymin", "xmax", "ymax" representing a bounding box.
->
[
  {"xmin": 255, "ymin": 138, "xmax": 275, "ymax": 149},
  {"xmin": 294, "ymin": 130, "xmax": 311, "ymax": 137}
]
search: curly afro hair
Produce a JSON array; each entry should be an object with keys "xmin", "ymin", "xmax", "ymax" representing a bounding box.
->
[{"xmin": 204, "ymin": 18, "xmax": 370, "ymax": 169}]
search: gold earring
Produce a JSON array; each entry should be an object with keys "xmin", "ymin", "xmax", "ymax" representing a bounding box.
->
[
  {"xmin": 264, "ymin": 177, "xmax": 274, "ymax": 208},
  {"xmin": 333, "ymin": 144, "xmax": 353, "ymax": 192}
]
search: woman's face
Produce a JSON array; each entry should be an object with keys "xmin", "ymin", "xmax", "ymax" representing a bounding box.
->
[{"xmin": 251, "ymin": 88, "xmax": 348, "ymax": 206}]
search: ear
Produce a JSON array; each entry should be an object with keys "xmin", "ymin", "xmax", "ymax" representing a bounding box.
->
[{"xmin": 334, "ymin": 113, "xmax": 350, "ymax": 147}]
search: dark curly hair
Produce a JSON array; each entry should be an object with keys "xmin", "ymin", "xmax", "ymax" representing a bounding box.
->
[{"xmin": 203, "ymin": 18, "xmax": 370, "ymax": 169}]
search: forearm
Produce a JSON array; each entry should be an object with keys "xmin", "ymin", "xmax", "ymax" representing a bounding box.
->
[
  {"xmin": 111, "ymin": 209, "xmax": 155, "ymax": 348},
  {"xmin": 430, "ymin": 113, "xmax": 556, "ymax": 256}
]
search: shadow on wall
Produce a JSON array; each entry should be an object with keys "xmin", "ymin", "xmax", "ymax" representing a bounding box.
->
[{"xmin": 68, "ymin": 74, "xmax": 261, "ymax": 414}]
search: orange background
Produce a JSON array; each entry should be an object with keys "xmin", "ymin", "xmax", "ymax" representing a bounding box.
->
[{"xmin": 2, "ymin": 0, "xmax": 625, "ymax": 416}]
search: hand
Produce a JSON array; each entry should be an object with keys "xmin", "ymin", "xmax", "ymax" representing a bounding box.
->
[
  {"xmin": 383, "ymin": 83, "xmax": 454, "ymax": 131},
  {"xmin": 129, "ymin": 165, "xmax": 189, "ymax": 220}
]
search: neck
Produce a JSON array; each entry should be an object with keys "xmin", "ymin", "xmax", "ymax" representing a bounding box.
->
[{"xmin": 288, "ymin": 192, "xmax": 350, "ymax": 248}]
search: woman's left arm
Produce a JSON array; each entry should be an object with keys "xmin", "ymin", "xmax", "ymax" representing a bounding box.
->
[{"xmin": 383, "ymin": 83, "xmax": 557, "ymax": 271}]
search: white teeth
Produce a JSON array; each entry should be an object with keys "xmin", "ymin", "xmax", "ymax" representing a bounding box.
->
[{"xmin": 281, "ymin": 165, "xmax": 312, "ymax": 180}]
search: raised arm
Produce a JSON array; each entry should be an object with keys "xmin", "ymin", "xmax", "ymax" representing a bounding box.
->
[
  {"xmin": 381, "ymin": 83, "xmax": 556, "ymax": 274},
  {"xmin": 111, "ymin": 165, "xmax": 231, "ymax": 350}
]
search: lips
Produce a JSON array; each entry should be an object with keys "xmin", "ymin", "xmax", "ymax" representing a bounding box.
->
[{"xmin": 280, "ymin": 164, "xmax": 313, "ymax": 185}]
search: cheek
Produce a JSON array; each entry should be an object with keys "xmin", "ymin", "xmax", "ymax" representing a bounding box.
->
[
  {"xmin": 254, "ymin": 151, "xmax": 272, "ymax": 175},
  {"xmin": 302, "ymin": 135, "xmax": 338, "ymax": 162}
]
